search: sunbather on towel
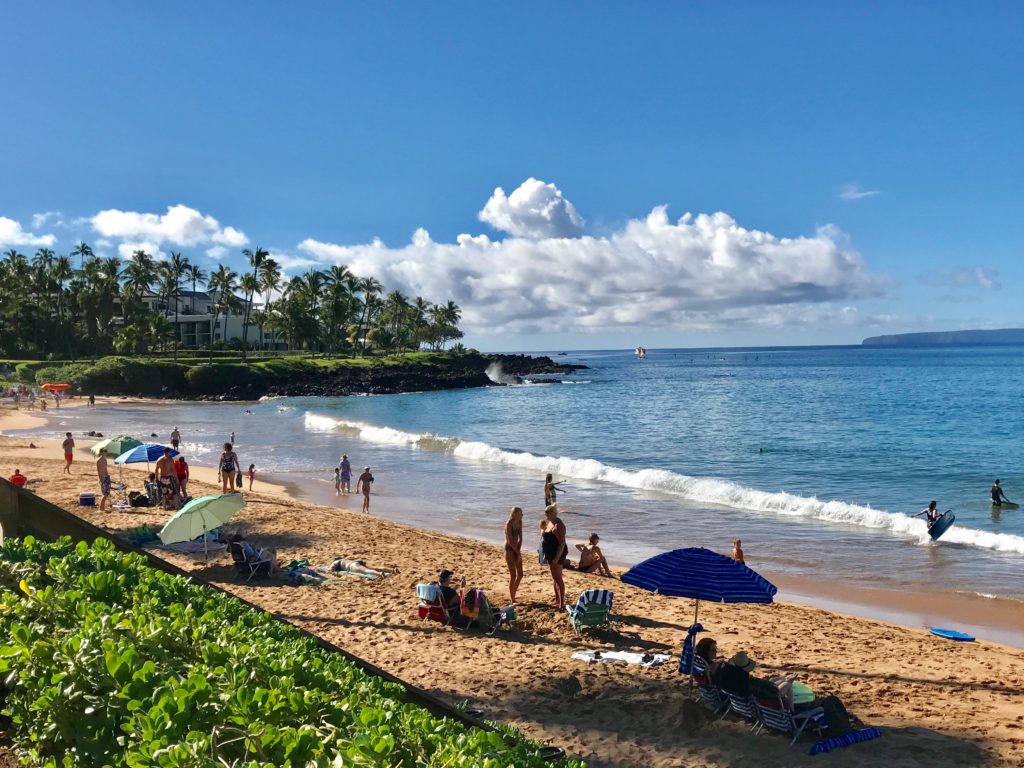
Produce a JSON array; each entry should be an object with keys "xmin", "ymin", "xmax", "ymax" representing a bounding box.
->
[{"xmin": 328, "ymin": 557, "xmax": 397, "ymax": 577}]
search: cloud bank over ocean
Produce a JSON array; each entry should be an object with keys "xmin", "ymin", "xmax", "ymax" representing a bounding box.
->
[{"xmin": 300, "ymin": 179, "xmax": 887, "ymax": 333}]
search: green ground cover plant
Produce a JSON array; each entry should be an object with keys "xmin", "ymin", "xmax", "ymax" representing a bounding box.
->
[{"xmin": 0, "ymin": 537, "xmax": 583, "ymax": 768}]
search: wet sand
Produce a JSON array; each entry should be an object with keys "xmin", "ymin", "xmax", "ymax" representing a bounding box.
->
[{"xmin": 2, "ymin": 406, "xmax": 1024, "ymax": 767}]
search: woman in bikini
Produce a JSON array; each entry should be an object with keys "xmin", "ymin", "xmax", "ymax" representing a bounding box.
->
[
  {"xmin": 328, "ymin": 557, "xmax": 397, "ymax": 577},
  {"xmin": 503, "ymin": 506, "xmax": 524, "ymax": 603},
  {"xmin": 541, "ymin": 504, "xmax": 567, "ymax": 607},
  {"xmin": 218, "ymin": 443, "xmax": 240, "ymax": 493}
]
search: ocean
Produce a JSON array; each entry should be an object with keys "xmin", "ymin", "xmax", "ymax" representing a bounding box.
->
[{"xmin": 22, "ymin": 345, "xmax": 1024, "ymax": 642}]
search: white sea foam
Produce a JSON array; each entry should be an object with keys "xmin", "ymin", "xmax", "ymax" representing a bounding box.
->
[{"xmin": 302, "ymin": 411, "xmax": 1024, "ymax": 556}]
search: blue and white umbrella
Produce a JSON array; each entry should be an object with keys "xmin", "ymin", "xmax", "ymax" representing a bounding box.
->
[
  {"xmin": 114, "ymin": 443, "xmax": 179, "ymax": 465},
  {"xmin": 622, "ymin": 547, "xmax": 778, "ymax": 677}
]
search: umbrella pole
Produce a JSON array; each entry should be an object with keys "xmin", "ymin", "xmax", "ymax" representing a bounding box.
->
[
  {"xmin": 688, "ymin": 599, "xmax": 701, "ymax": 690},
  {"xmin": 203, "ymin": 522, "xmax": 208, "ymax": 563}
]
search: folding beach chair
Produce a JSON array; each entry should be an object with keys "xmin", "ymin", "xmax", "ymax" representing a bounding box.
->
[
  {"xmin": 416, "ymin": 583, "xmax": 468, "ymax": 630},
  {"xmin": 722, "ymin": 691, "xmax": 763, "ymax": 729},
  {"xmin": 230, "ymin": 541, "xmax": 271, "ymax": 583},
  {"xmin": 462, "ymin": 588, "xmax": 515, "ymax": 636},
  {"xmin": 756, "ymin": 694, "xmax": 826, "ymax": 746},
  {"xmin": 689, "ymin": 656, "xmax": 729, "ymax": 716},
  {"xmin": 565, "ymin": 588, "xmax": 613, "ymax": 636}
]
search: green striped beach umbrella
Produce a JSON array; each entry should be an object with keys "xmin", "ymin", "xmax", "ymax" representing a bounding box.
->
[
  {"xmin": 158, "ymin": 493, "xmax": 246, "ymax": 561},
  {"xmin": 90, "ymin": 435, "xmax": 143, "ymax": 457}
]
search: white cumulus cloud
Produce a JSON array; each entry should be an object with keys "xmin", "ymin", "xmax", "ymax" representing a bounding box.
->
[
  {"xmin": 91, "ymin": 204, "xmax": 249, "ymax": 256},
  {"xmin": 298, "ymin": 182, "xmax": 886, "ymax": 335},
  {"xmin": 0, "ymin": 217, "xmax": 56, "ymax": 248},
  {"xmin": 478, "ymin": 178, "xmax": 584, "ymax": 239}
]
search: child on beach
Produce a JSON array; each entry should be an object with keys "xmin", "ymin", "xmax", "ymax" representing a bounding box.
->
[
  {"xmin": 334, "ymin": 467, "xmax": 341, "ymax": 495},
  {"xmin": 62, "ymin": 432, "xmax": 74, "ymax": 474},
  {"xmin": 731, "ymin": 539, "xmax": 745, "ymax": 564},
  {"xmin": 247, "ymin": 464, "xmax": 256, "ymax": 491}
]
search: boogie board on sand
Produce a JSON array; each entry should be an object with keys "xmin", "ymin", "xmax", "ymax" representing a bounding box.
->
[
  {"xmin": 928, "ymin": 627, "xmax": 975, "ymax": 642},
  {"xmin": 928, "ymin": 510, "xmax": 955, "ymax": 541}
]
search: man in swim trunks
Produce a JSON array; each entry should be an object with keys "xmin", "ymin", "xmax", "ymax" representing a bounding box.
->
[
  {"xmin": 357, "ymin": 466, "xmax": 374, "ymax": 512},
  {"xmin": 62, "ymin": 432, "xmax": 74, "ymax": 474},
  {"xmin": 170, "ymin": 427, "xmax": 181, "ymax": 450},
  {"xmin": 992, "ymin": 479, "xmax": 1010, "ymax": 506},
  {"xmin": 96, "ymin": 448, "xmax": 111, "ymax": 512},
  {"xmin": 155, "ymin": 447, "xmax": 178, "ymax": 510}
]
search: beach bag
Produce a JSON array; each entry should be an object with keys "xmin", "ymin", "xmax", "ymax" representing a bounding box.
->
[
  {"xmin": 818, "ymin": 694, "xmax": 857, "ymax": 737},
  {"xmin": 235, "ymin": 471, "xmax": 243, "ymax": 485},
  {"xmin": 538, "ymin": 542, "xmax": 547, "ymax": 565}
]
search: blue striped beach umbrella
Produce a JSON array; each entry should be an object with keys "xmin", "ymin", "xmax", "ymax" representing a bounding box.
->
[
  {"xmin": 622, "ymin": 547, "xmax": 777, "ymax": 677},
  {"xmin": 114, "ymin": 443, "xmax": 179, "ymax": 465}
]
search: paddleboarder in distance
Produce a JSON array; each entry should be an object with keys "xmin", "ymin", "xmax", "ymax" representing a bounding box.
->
[
  {"xmin": 991, "ymin": 479, "xmax": 1012, "ymax": 506},
  {"xmin": 914, "ymin": 500, "xmax": 940, "ymax": 525}
]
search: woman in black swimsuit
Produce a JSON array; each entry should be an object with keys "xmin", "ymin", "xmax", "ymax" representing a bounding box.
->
[
  {"xmin": 542, "ymin": 504, "xmax": 567, "ymax": 607},
  {"xmin": 504, "ymin": 506, "xmax": 524, "ymax": 604},
  {"xmin": 219, "ymin": 442, "xmax": 240, "ymax": 493}
]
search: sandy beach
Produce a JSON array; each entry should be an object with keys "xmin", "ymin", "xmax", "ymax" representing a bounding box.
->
[{"xmin": 1, "ymin": 403, "xmax": 1023, "ymax": 767}]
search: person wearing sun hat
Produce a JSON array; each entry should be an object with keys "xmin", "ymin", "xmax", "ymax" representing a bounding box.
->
[
  {"xmin": 728, "ymin": 651, "xmax": 756, "ymax": 673},
  {"xmin": 716, "ymin": 650, "xmax": 784, "ymax": 702}
]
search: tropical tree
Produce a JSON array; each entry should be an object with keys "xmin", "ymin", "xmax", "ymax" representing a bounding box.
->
[
  {"xmin": 163, "ymin": 252, "xmax": 188, "ymax": 359},
  {"xmin": 70, "ymin": 241, "xmax": 94, "ymax": 271},
  {"xmin": 257, "ymin": 258, "xmax": 282, "ymax": 353},
  {"xmin": 207, "ymin": 264, "xmax": 239, "ymax": 362},
  {"xmin": 184, "ymin": 262, "xmax": 208, "ymax": 314},
  {"xmin": 240, "ymin": 247, "xmax": 268, "ymax": 359}
]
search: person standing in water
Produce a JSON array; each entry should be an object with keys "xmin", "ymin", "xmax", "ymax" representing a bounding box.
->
[
  {"xmin": 992, "ymin": 479, "xmax": 1011, "ymax": 506},
  {"xmin": 731, "ymin": 539, "xmax": 745, "ymax": 563},
  {"xmin": 340, "ymin": 454, "xmax": 352, "ymax": 494},
  {"xmin": 170, "ymin": 427, "xmax": 181, "ymax": 451},
  {"xmin": 914, "ymin": 500, "xmax": 940, "ymax": 525},
  {"xmin": 544, "ymin": 473, "xmax": 565, "ymax": 507},
  {"xmin": 504, "ymin": 507, "xmax": 524, "ymax": 603},
  {"xmin": 357, "ymin": 466, "xmax": 374, "ymax": 512}
]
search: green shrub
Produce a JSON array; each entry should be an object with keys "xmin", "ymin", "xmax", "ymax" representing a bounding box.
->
[
  {"xmin": 15, "ymin": 361, "xmax": 54, "ymax": 383},
  {"xmin": 0, "ymin": 537, "xmax": 583, "ymax": 768},
  {"xmin": 184, "ymin": 363, "xmax": 267, "ymax": 395}
]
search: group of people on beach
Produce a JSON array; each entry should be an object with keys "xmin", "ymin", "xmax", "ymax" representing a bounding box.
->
[
  {"xmin": 333, "ymin": 454, "xmax": 375, "ymax": 512},
  {"xmin": 500, "ymin": 474, "xmax": 614, "ymax": 606},
  {"xmin": 4, "ymin": 385, "xmax": 62, "ymax": 410}
]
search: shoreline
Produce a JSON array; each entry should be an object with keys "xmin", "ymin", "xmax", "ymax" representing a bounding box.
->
[
  {"xmin": 2, "ymin": 433, "xmax": 1023, "ymax": 766},
  {"xmin": 5, "ymin": 398, "xmax": 1024, "ymax": 649}
]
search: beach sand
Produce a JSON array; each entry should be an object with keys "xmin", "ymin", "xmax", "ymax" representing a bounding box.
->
[{"xmin": 2, "ymin": 406, "xmax": 1024, "ymax": 767}]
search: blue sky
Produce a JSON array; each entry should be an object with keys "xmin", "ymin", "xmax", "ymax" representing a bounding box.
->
[{"xmin": 2, "ymin": 2, "xmax": 1022, "ymax": 351}]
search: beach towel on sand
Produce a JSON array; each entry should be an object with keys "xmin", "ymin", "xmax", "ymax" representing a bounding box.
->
[
  {"xmin": 572, "ymin": 650, "xmax": 671, "ymax": 667},
  {"xmin": 809, "ymin": 727, "xmax": 882, "ymax": 755}
]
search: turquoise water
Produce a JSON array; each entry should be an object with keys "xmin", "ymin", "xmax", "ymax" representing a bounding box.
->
[{"xmin": 26, "ymin": 345, "xmax": 1024, "ymax": 611}]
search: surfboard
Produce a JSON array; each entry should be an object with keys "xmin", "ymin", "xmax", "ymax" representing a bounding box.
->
[
  {"xmin": 928, "ymin": 510, "xmax": 955, "ymax": 541},
  {"xmin": 992, "ymin": 501, "xmax": 1019, "ymax": 509},
  {"xmin": 928, "ymin": 627, "xmax": 975, "ymax": 642}
]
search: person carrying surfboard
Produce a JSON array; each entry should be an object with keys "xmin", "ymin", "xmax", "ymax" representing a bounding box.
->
[
  {"xmin": 991, "ymin": 479, "xmax": 1011, "ymax": 506},
  {"xmin": 914, "ymin": 500, "xmax": 940, "ymax": 525}
]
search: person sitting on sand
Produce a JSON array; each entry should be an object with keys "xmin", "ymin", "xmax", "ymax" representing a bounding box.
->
[
  {"xmin": 914, "ymin": 500, "xmax": 940, "ymax": 525},
  {"xmin": 437, "ymin": 569, "xmax": 466, "ymax": 614},
  {"xmin": 576, "ymin": 533, "xmax": 612, "ymax": 576},
  {"xmin": 8, "ymin": 468, "xmax": 27, "ymax": 488},
  {"xmin": 232, "ymin": 535, "xmax": 279, "ymax": 574},
  {"xmin": 731, "ymin": 539, "xmax": 745, "ymax": 563},
  {"xmin": 992, "ymin": 479, "xmax": 1010, "ymax": 506},
  {"xmin": 328, "ymin": 557, "xmax": 397, "ymax": 577}
]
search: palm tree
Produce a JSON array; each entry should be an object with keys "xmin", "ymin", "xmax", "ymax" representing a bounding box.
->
[
  {"xmin": 164, "ymin": 252, "xmax": 188, "ymax": 360},
  {"xmin": 207, "ymin": 264, "xmax": 239, "ymax": 362},
  {"xmin": 240, "ymin": 247, "xmax": 268, "ymax": 360},
  {"xmin": 355, "ymin": 276, "xmax": 383, "ymax": 355},
  {"xmin": 70, "ymin": 241, "xmax": 94, "ymax": 271},
  {"xmin": 184, "ymin": 263, "xmax": 208, "ymax": 314},
  {"xmin": 323, "ymin": 265, "xmax": 353, "ymax": 355},
  {"xmin": 53, "ymin": 255, "xmax": 74, "ymax": 358},
  {"xmin": 258, "ymin": 258, "xmax": 282, "ymax": 353}
]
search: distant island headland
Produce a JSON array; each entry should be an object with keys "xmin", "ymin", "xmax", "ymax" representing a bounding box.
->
[{"xmin": 862, "ymin": 328, "xmax": 1024, "ymax": 347}]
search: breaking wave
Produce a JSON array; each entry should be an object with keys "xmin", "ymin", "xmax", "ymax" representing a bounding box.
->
[{"xmin": 302, "ymin": 412, "xmax": 1024, "ymax": 555}]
